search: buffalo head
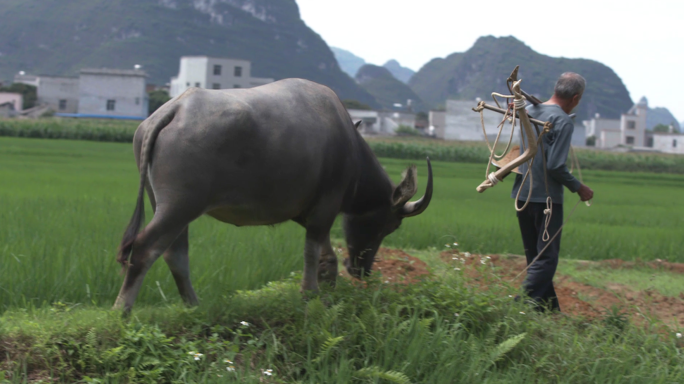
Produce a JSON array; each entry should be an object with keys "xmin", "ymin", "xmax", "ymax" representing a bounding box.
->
[{"xmin": 343, "ymin": 158, "xmax": 433, "ymax": 278}]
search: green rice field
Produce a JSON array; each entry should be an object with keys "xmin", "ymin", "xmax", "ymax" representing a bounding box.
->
[
  {"xmin": 3, "ymin": 136, "xmax": 684, "ymax": 383},
  {"xmin": 1, "ymin": 136, "xmax": 682, "ymax": 311}
]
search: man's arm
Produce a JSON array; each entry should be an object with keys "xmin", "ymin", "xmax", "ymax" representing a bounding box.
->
[{"xmin": 545, "ymin": 119, "xmax": 582, "ymax": 193}]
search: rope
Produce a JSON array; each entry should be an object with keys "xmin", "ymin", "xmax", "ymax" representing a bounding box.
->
[
  {"xmin": 512, "ymin": 106, "xmax": 535, "ymax": 212},
  {"xmin": 488, "ymin": 172, "xmax": 500, "ymax": 186},
  {"xmin": 479, "ymin": 101, "xmax": 516, "ymax": 160},
  {"xmin": 569, "ymin": 145, "xmax": 592, "ymax": 207}
]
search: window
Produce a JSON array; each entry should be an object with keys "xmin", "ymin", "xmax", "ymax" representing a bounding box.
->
[
  {"xmin": 106, "ymin": 99, "xmax": 116, "ymax": 111},
  {"xmin": 646, "ymin": 137, "xmax": 654, "ymax": 147},
  {"xmin": 186, "ymin": 82, "xmax": 190, "ymax": 87},
  {"xmin": 234, "ymin": 66, "xmax": 242, "ymax": 77},
  {"xmin": 213, "ymin": 65, "xmax": 222, "ymax": 75},
  {"xmin": 135, "ymin": 97, "xmax": 140, "ymax": 105},
  {"xmin": 58, "ymin": 99, "xmax": 67, "ymax": 110},
  {"xmin": 234, "ymin": 84, "xmax": 241, "ymax": 89},
  {"xmin": 626, "ymin": 136, "xmax": 635, "ymax": 145},
  {"xmin": 674, "ymin": 140, "xmax": 678, "ymax": 148},
  {"xmin": 627, "ymin": 121, "xmax": 636, "ymax": 129},
  {"xmin": 212, "ymin": 83, "xmax": 221, "ymax": 89},
  {"xmin": 195, "ymin": 82, "xmax": 200, "ymax": 87}
]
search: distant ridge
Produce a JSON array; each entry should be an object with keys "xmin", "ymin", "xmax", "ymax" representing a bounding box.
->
[
  {"xmin": 409, "ymin": 36, "xmax": 633, "ymax": 120},
  {"xmin": 0, "ymin": 0, "xmax": 379, "ymax": 107},
  {"xmin": 383, "ymin": 60, "xmax": 415, "ymax": 84},
  {"xmin": 331, "ymin": 47, "xmax": 366, "ymax": 78},
  {"xmin": 356, "ymin": 64, "xmax": 424, "ymax": 112}
]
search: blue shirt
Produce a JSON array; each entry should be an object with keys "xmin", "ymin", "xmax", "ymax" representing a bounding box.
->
[{"xmin": 511, "ymin": 104, "xmax": 582, "ymax": 204}]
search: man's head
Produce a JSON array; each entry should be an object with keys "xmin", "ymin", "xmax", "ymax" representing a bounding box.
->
[{"xmin": 553, "ymin": 72, "xmax": 586, "ymax": 113}]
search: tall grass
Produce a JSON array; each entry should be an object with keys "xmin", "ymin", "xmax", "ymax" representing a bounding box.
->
[
  {"xmin": 2, "ymin": 277, "xmax": 684, "ymax": 383},
  {"xmin": 2, "ymin": 117, "xmax": 683, "ymax": 173},
  {"xmin": 367, "ymin": 138, "xmax": 684, "ymax": 174},
  {"xmin": 0, "ymin": 117, "xmax": 138, "ymax": 142},
  {"xmin": 0, "ymin": 137, "xmax": 683, "ymax": 311}
]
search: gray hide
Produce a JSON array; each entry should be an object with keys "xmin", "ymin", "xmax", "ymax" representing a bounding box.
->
[{"xmin": 113, "ymin": 78, "xmax": 433, "ymax": 312}]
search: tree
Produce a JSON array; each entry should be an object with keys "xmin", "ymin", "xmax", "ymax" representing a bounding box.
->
[
  {"xmin": 148, "ymin": 90, "xmax": 171, "ymax": 115},
  {"xmin": 342, "ymin": 99, "xmax": 372, "ymax": 111},
  {"xmin": 652, "ymin": 123, "xmax": 678, "ymax": 133},
  {"xmin": 0, "ymin": 83, "xmax": 37, "ymax": 109}
]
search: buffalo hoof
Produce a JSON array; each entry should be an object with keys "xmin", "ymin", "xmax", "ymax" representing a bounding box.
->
[{"xmin": 317, "ymin": 261, "xmax": 338, "ymax": 288}]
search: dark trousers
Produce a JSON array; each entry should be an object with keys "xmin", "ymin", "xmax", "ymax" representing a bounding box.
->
[{"xmin": 516, "ymin": 201, "xmax": 564, "ymax": 312}]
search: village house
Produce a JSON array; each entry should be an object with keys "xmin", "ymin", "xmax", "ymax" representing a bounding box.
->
[
  {"xmin": 77, "ymin": 68, "xmax": 148, "ymax": 118},
  {"xmin": 37, "ymin": 76, "xmax": 80, "ymax": 114},
  {"xmin": 0, "ymin": 92, "xmax": 23, "ymax": 117},
  {"xmin": 583, "ymin": 97, "xmax": 649, "ymax": 149},
  {"xmin": 651, "ymin": 127, "xmax": 684, "ymax": 155},
  {"xmin": 13, "ymin": 68, "xmax": 147, "ymax": 118},
  {"xmin": 169, "ymin": 56, "xmax": 273, "ymax": 97},
  {"xmin": 347, "ymin": 109, "xmax": 416, "ymax": 136}
]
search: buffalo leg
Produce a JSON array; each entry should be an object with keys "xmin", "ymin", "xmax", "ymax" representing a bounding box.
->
[
  {"xmin": 113, "ymin": 204, "xmax": 200, "ymax": 313},
  {"xmin": 302, "ymin": 235, "xmax": 322, "ymax": 293},
  {"xmin": 162, "ymin": 228, "xmax": 199, "ymax": 306},
  {"xmin": 140, "ymin": 182, "xmax": 199, "ymax": 306},
  {"xmin": 317, "ymin": 235, "xmax": 338, "ymax": 287}
]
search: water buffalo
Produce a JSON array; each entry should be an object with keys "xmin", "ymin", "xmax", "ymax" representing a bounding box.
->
[{"xmin": 113, "ymin": 78, "xmax": 433, "ymax": 312}]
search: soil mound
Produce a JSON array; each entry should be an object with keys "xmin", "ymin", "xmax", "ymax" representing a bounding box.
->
[{"xmin": 340, "ymin": 247, "xmax": 684, "ymax": 328}]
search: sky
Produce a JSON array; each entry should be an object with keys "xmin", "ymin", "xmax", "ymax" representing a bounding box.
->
[{"xmin": 296, "ymin": 0, "xmax": 684, "ymax": 122}]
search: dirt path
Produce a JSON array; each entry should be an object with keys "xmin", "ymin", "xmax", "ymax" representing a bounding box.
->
[{"xmin": 342, "ymin": 248, "xmax": 684, "ymax": 328}]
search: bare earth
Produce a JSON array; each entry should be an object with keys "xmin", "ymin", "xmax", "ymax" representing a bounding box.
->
[{"xmin": 344, "ymin": 248, "xmax": 684, "ymax": 328}]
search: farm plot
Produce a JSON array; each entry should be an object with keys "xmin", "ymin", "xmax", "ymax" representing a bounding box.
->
[
  {"xmin": 2, "ymin": 137, "xmax": 684, "ymax": 383},
  {"xmin": 1, "ymin": 136, "xmax": 683, "ymax": 310}
]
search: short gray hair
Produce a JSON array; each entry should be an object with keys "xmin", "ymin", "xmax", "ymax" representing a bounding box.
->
[{"xmin": 554, "ymin": 72, "xmax": 586, "ymax": 100}]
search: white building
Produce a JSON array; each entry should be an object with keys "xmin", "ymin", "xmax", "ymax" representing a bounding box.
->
[
  {"xmin": 620, "ymin": 97, "xmax": 648, "ymax": 147},
  {"xmin": 13, "ymin": 73, "xmax": 40, "ymax": 87},
  {"xmin": 169, "ymin": 56, "xmax": 273, "ymax": 97},
  {"xmin": 0, "ymin": 93, "xmax": 23, "ymax": 112},
  {"xmin": 347, "ymin": 109, "xmax": 416, "ymax": 135},
  {"xmin": 429, "ymin": 110, "xmax": 446, "ymax": 138},
  {"xmin": 651, "ymin": 125, "xmax": 684, "ymax": 154},
  {"xmin": 78, "ymin": 68, "xmax": 148, "ymax": 118},
  {"xmin": 583, "ymin": 97, "xmax": 649, "ymax": 149},
  {"xmin": 37, "ymin": 76, "xmax": 80, "ymax": 114},
  {"xmin": 443, "ymin": 100, "xmax": 519, "ymax": 142}
]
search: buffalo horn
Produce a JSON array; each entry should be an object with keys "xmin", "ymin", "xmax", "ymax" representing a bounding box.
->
[{"xmin": 400, "ymin": 157, "xmax": 433, "ymax": 217}]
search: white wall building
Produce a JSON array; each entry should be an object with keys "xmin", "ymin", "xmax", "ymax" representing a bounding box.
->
[
  {"xmin": 0, "ymin": 92, "xmax": 23, "ymax": 112},
  {"xmin": 651, "ymin": 125, "xmax": 684, "ymax": 154},
  {"xmin": 583, "ymin": 97, "xmax": 650, "ymax": 149},
  {"xmin": 443, "ymin": 100, "xmax": 519, "ymax": 142},
  {"xmin": 13, "ymin": 73, "xmax": 40, "ymax": 87},
  {"xmin": 78, "ymin": 68, "xmax": 148, "ymax": 118},
  {"xmin": 169, "ymin": 56, "xmax": 273, "ymax": 97},
  {"xmin": 620, "ymin": 97, "xmax": 648, "ymax": 147},
  {"xmin": 37, "ymin": 76, "xmax": 80, "ymax": 114},
  {"xmin": 583, "ymin": 114, "xmax": 620, "ymax": 148},
  {"xmin": 347, "ymin": 109, "xmax": 416, "ymax": 136},
  {"xmin": 429, "ymin": 110, "xmax": 446, "ymax": 138}
]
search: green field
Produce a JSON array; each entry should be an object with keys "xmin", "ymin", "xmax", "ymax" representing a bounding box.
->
[
  {"xmin": 1, "ymin": 137, "xmax": 683, "ymax": 310},
  {"xmin": 2, "ymin": 137, "xmax": 684, "ymax": 382}
]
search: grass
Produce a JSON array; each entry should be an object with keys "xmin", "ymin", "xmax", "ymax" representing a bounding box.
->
[
  {"xmin": 1, "ymin": 136, "xmax": 683, "ymax": 311},
  {"xmin": 3, "ymin": 117, "xmax": 684, "ymax": 174},
  {"xmin": 558, "ymin": 261, "xmax": 684, "ymax": 298},
  {"xmin": 3, "ymin": 275, "xmax": 684, "ymax": 383},
  {"xmin": 1, "ymin": 137, "xmax": 684, "ymax": 382}
]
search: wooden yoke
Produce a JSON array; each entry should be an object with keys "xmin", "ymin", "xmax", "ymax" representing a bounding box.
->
[{"xmin": 475, "ymin": 80, "xmax": 538, "ymax": 193}]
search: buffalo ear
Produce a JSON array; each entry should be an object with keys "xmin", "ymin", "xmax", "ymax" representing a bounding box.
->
[
  {"xmin": 392, "ymin": 165, "xmax": 418, "ymax": 208},
  {"xmin": 354, "ymin": 120, "xmax": 362, "ymax": 130}
]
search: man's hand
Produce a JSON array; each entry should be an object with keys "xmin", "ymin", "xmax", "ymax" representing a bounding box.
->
[{"xmin": 577, "ymin": 184, "xmax": 593, "ymax": 201}]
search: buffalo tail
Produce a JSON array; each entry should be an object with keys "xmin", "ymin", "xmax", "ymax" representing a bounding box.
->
[{"xmin": 116, "ymin": 103, "xmax": 178, "ymax": 269}]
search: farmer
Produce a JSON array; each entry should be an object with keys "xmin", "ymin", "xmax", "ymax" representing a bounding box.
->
[{"xmin": 512, "ymin": 72, "xmax": 594, "ymax": 312}]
